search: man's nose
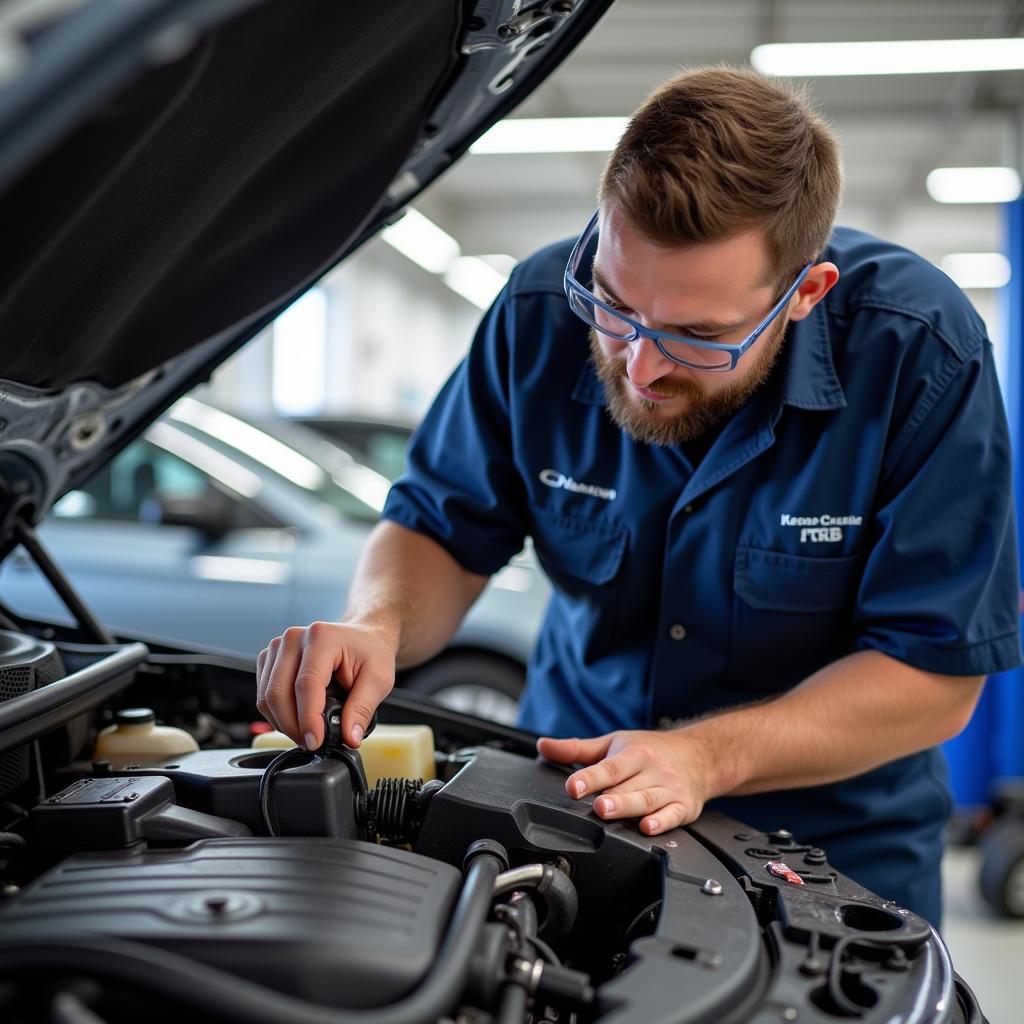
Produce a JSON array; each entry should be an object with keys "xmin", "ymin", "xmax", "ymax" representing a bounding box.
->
[{"xmin": 626, "ymin": 336, "xmax": 676, "ymax": 388}]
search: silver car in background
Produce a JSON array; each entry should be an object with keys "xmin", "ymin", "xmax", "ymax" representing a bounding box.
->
[{"xmin": 0, "ymin": 397, "xmax": 547, "ymax": 723}]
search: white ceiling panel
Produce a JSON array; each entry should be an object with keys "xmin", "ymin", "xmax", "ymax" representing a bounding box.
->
[{"xmin": 415, "ymin": 0, "xmax": 1024, "ymax": 281}]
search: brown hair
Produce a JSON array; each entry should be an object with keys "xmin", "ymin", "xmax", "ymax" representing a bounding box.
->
[{"xmin": 599, "ymin": 66, "xmax": 843, "ymax": 285}]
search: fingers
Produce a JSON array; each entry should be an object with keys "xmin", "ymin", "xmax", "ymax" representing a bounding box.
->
[
  {"xmin": 292, "ymin": 627, "xmax": 339, "ymax": 750},
  {"xmin": 256, "ymin": 641, "xmax": 282, "ymax": 734},
  {"xmin": 256, "ymin": 621, "xmax": 398, "ymax": 750},
  {"xmin": 638, "ymin": 803, "xmax": 693, "ymax": 835},
  {"xmin": 547, "ymin": 731, "xmax": 704, "ymax": 836},
  {"xmin": 591, "ymin": 786, "xmax": 674, "ymax": 821},
  {"xmin": 564, "ymin": 744, "xmax": 645, "ymax": 799},
  {"xmin": 263, "ymin": 627, "xmax": 308, "ymax": 744},
  {"xmin": 590, "ymin": 786, "xmax": 699, "ymax": 835},
  {"xmin": 536, "ymin": 734, "xmax": 613, "ymax": 767},
  {"xmin": 256, "ymin": 647, "xmax": 270, "ymax": 723},
  {"xmin": 341, "ymin": 665, "xmax": 394, "ymax": 747}
]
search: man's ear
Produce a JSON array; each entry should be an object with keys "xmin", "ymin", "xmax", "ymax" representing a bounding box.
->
[{"xmin": 788, "ymin": 262, "xmax": 839, "ymax": 322}]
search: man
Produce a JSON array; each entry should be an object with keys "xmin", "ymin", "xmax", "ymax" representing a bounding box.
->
[{"xmin": 257, "ymin": 67, "xmax": 1021, "ymax": 926}]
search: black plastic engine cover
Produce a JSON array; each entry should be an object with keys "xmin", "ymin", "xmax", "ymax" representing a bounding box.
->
[
  {"xmin": 418, "ymin": 747, "xmax": 766, "ymax": 1023},
  {"xmin": 0, "ymin": 837, "xmax": 461, "ymax": 1009},
  {"xmin": 417, "ymin": 747, "xmax": 946, "ymax": 1024},
  {"xmin": 101, "ymin": 747, "xmax": 359, "ymax": 837}
]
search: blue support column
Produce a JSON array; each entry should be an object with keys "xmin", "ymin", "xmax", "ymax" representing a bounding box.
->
[{"xmin": 943, "ymin": 197, "xmax": 1024, "ymax": 807}]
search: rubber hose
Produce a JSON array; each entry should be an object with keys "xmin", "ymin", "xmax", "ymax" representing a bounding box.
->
[
  {"xmin": 493, "ymin": 864, "xmax": 578, "ymax": 937},
  {"xmin": 257, "ymin": 747, "xmax": 312, "ymax": 836},
  {"xmin": 494, "ymin": 981, "xmax": 528, "ymax": 1024},
  {"xmin": 494, "ymin": 895, "xmax": 539, "ymax": 1024},
  {"xmin": 0, "ymin": 852, "xmax": 504, "ymax": 1024},
  {"xmin": 536, "ymin": 864, "xmax": 578, "ymax": 937}
]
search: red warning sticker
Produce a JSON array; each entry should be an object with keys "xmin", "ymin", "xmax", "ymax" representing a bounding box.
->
[{"xmin": 766, "ymin": 861, "xmax": 805, "ymax": 885}]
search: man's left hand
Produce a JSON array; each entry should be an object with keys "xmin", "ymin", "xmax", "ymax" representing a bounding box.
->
[{"xmin": 537, "ymin": 730, "xmax": 713, "ymax": 835}]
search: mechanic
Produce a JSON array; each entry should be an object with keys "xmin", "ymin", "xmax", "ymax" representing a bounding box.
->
[{"xmin": 257, "ymin": 67, "xmax": 1022, "ymax": 927}]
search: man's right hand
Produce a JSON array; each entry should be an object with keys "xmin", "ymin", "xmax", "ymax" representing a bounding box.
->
[{"xmin": 256, "ymin": 620, "xmax": 397, "ymax": 749}]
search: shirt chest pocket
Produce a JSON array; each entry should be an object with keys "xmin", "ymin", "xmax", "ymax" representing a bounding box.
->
[
  {"xmin": 529, "ymin": 503, "xmax": 629, "ymax": 631},
  {"xmin": 729, "ymin": 546, "xmax": 862, "ymax": 691}
]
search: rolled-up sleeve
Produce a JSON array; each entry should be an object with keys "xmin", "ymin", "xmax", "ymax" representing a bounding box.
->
[
  {"xmin": 852, "ymin": 335, "xmax": 1021, "ymax": 675},
  {"xmin": 381, "ymin": 280, "xmax": 528, "ymax": 577}
]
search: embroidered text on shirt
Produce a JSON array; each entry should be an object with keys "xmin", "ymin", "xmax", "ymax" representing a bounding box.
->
[{"xmin": 540, "ymin": 468, "xmax": 617, "ymax": 502}]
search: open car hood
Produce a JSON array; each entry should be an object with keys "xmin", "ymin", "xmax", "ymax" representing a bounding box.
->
[{"xmin": 0, "ymin": 0, "xmax": 613, "ymax": 538}]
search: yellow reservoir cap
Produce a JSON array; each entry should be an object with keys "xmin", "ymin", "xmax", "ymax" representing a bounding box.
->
[{"xmin": 357, "ymin": 725, "xmax": 435, "ymax": 788}]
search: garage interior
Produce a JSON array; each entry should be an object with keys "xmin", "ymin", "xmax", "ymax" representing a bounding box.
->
[
  {"xmin": 2, "ymin": 1, "xmax": 1023, "ymax": 1019},
  {"xmin": 202, "ymin": 4, "xmax": 1024, "ymax": 1017}
]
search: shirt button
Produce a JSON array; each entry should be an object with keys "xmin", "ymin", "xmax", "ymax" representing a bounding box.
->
[
  {"xmin": 683, "ymin": 504, "xmax": 694, "ymax": 514},
  {"xmin": 669, "ymin": 623, "xmax": 687, "ymax": 641}
]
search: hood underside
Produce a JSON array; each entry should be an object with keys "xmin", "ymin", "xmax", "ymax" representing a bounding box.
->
[
  {"xmin": 0, "ymin": 0, "xmax": 613, "ymax": 525},
  {"xmin": 2, "ymin": 0, "xmax": 461, "ymax": 390}
]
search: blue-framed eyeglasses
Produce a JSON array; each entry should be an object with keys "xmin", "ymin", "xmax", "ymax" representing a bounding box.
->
[{"xmin": 563, "ymin": 211, "xmax": 813, "ymax": 372}]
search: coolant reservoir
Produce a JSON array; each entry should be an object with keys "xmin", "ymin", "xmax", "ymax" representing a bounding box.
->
[
  {"xmin": 251, "ymin": 730, "xmax": 297, "ymax": 750},
  {"xmin": 94, "ymin": 708, "xmax": 199, "ymax": 766},
  {"xmin": 358, "ymin": 725, "xmax": 435, "ymax": 788},
  {"xmin": 250, "ymin": 723, "xmax": 435, "ymax": 785}
]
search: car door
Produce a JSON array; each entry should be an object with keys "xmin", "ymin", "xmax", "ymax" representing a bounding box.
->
[{"xmin": 0, "ymin": 433, "xmax": 294, "ymax": 656}]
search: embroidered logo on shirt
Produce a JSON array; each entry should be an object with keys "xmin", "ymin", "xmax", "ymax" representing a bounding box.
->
[
  {"xmin": 780, "ymin": 512, "xmax": 863, "ymax": 544},
  {"xmin": 539, "ymin": 468, "xmax": 617, "ymax": 502}
]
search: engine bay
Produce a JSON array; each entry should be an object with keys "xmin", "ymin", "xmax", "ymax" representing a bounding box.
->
[{"xmin": 0, "ymin": 625, "xmax": 988, "ymax": 1024}]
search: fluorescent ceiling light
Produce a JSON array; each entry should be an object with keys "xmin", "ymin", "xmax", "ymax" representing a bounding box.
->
[
  {"xmin": 470, "ymin": 116, "xmax": 628, "ymax": 154},
  {"xmin": 444, "ymin": 256, "xmax": 509, "ymax": 309},
  {"xmin": 926, "ymin": 166, "xmax": 1022, "ymax": 204},
  {"xmin": 939, "ymin": 253, "xmax": 1011, "ymax": 289},
  {"xmin": 478, "ymin": 254, "xmax": 518, "ymax": 277},
  {"xmin": 751, "ymin": 38, "xmax": 1024, "ymax": 77},
  {"xmin": 381, "ymin": 208, "xmax": 460, "ymax": 273},
  {"xmin": 380, "ymin": 208, "xmax": 512, "ymax": 309}
]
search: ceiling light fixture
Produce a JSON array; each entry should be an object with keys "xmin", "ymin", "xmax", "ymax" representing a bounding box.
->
[
  {"xmin": 926, "ymin": 166, "xmax": 1022, "ymax": 204},
  {"xmin": 751, "ymin": 38, "xmax": 1024, "ymax": 76},
  {"xmin": 381, "ymin": 209, "xmax": 511, "ymax": 309},
  {"xmin": 444, "ymin": 256, "xmax": 509, "ymax": 309},
  {"xmin": 939, "ymin": 253, "xmax": 1012, "ymax": 290},
  {"xmin": 380, "ymin": 208, "xmax": 461, "ymax": 274},
  {"xmin": 470, "ymin": 116, "xmax": 628, "ymax": 154}
]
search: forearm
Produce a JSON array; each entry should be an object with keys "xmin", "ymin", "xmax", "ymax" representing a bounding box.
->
[
  {"xmin": 681, "ymin": 649, "xmax": 984, "ymax": 797},
  {"xmin": 343, "ymin": 520, "xmax": 488, "ymax": 667}
]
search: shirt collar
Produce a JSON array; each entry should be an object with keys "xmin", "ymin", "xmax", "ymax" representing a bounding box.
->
[
  {"xmin": 777, "ymin": 300, "xmax": 846, "ymax": 411},
  {"xmin": 572, "ymin": 299, "xmax": 846, "ymax": 411}
]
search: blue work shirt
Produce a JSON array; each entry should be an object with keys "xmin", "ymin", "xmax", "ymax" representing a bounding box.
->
[{"xmin": 383, "ymin": 226, "xmax": 1022, "ymax": 926}]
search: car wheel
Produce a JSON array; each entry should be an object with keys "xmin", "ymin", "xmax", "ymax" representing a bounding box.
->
[
  {"xmin": 978, "ymin": 818, "xmax": 1024, "ymax": 918},
  {"xmin": 403, "ymin": 654, "xmax": 524, "ymax": 726}
]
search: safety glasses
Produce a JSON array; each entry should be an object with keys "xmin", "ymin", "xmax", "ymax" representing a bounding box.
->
[{"xmin": 563, "ymin": 211, "xmax": 812, "ymax": 372}]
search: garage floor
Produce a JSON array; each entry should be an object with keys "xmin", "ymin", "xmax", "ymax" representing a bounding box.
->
[{"xmin": 941, "ymin": 847, "xmax": 1024, "ymax": 1023}]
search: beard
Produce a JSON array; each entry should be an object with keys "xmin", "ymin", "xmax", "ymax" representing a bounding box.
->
[{"xmin": 588, "ymin": 315, "xmax": 788, "ymax": 446}]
